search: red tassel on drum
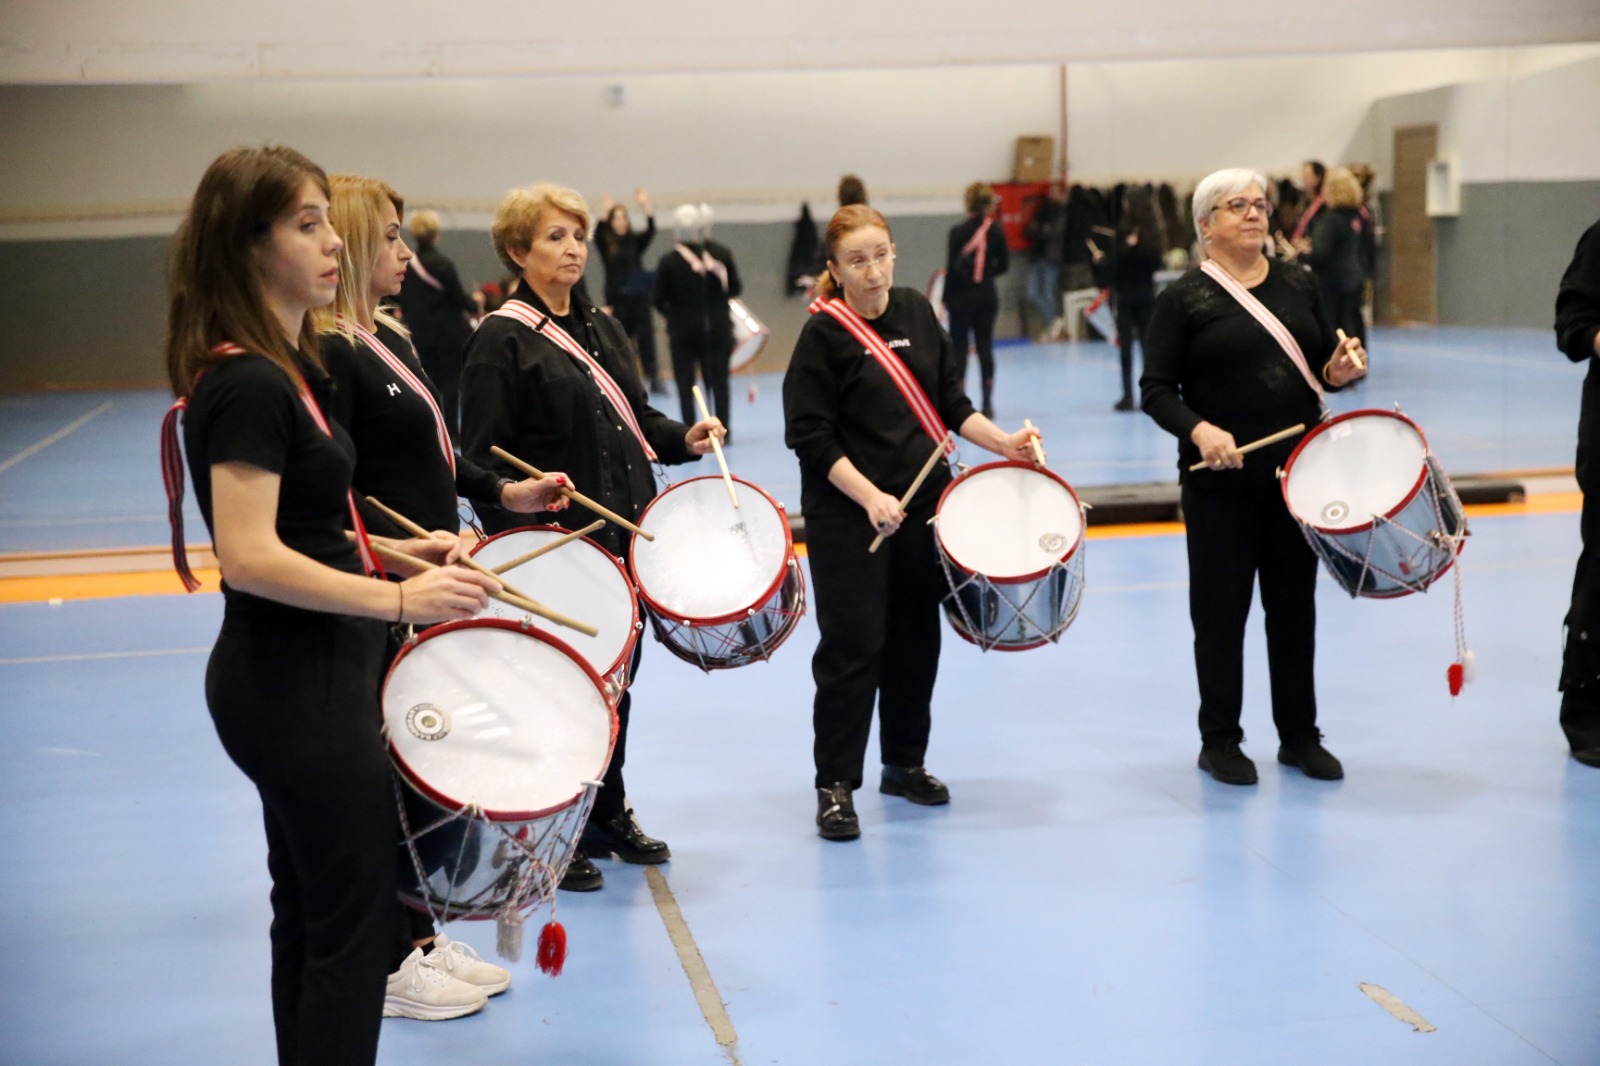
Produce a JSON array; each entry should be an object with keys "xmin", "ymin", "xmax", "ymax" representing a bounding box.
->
[
  {"xmin": 536, "ymin": 921, "xmax": 567, "ymax": 976},
  {"xmin": 1447, "ymin": 662, "xmax": 1464, "ymax": 697}
]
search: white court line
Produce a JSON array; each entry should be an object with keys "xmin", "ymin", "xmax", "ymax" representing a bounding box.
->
[
  {"xmin": 0, "ymin": 401, "xmax": 114, "ymax": 476},
  {"xmin": 645, "ymin": 866, "xmax": 742, "ymax": 1065},
  {"xmin": 0, "ymin": 646, "xmax": 209, "ymax": 667}
]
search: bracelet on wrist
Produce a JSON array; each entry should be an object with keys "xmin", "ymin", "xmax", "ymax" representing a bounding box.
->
[{"xmin": 396, "ymin": 582, "xmax": 406, "ymax": 624}]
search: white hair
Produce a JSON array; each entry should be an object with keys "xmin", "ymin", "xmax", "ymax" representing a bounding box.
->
[
  {"xmin": 673, "ymin": 203, "xmax": 701, "ymax": 241},
  {"xmin": 1192, "ymin": 168, "xmax": 1270, "ymax": 246}
]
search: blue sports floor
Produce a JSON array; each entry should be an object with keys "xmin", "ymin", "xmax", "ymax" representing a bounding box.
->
[{"xmin": 3, "ymin": 328, "xmax": 1598, "ymax": 1065}]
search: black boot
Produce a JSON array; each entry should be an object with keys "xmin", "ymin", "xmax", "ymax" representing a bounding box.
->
[
  {"xmin": 557, "ymin": 853, "xmax": 604, "ymax": 892},
  {"xmin": 581, "ymin": 808, "xmax": 671, "ymax": 864},
  {"xmin": 816, "ymin": 784, "xmax": 860, "ymax": 841},
  {"xmin": 879, "ymin": 765, "xmax": 950, "ymax": 805}
]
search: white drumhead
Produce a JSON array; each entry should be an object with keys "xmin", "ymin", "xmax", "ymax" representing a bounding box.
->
[
  {"xmin": 1284, "ymin": 414, "xmax": 1427, "ymax": 530},
  {"xmin": 384, "ymin": 623, "xmax": 614, "ymax": 818},
  {"xmin": 471, "ymin": 528, "xmax": 637, "ymax": 678},
  {"xmin": 938, "ymin": 465, "xmax": 1082, "ymax": 579},
  {"xmin": 729, "ymin": 298, "xmax": 768, "ymax": 372},
  {"xmin": 632, "ymin": 478, "xmax": 790, "ymax": 619}
]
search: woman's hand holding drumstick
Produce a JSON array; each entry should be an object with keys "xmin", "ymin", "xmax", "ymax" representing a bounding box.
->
[
  {"xmin": 490, "ymin": 445, "xmax": 655, "ymax": 541},
  {"xmin": 869, "ymin": 432, "xmax": 953, "ymax": 554},
  {"xmin": 1188, "ymin": 423, "xmax": 1307, "ymax": 472},
  {"xmin": 1326, "ymin": 329, "xmax": 1367, "ymax": 386},
  {"xmin": 369, "ymin": 541, "xmax": 597, "ymax": 636},
  {"xmin": 693, "ymin": 384, "xmax": 739, "ymax": 509},
  {"xmin": 1021, "ymin": 419, "xmax": 1047, "ymax": 466}
]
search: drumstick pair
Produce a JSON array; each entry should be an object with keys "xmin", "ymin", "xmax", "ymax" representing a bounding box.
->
[
  {"xmin": 869, "ymin": 432, "xmax": 953, "ymax": 554},
  {"xmin": 490, "ymin": 446, "xmax": 654, "ymax": 542},
  {"xmin": 1187, "ymin": 423, "xmax": 1306, "ymax": 472}
]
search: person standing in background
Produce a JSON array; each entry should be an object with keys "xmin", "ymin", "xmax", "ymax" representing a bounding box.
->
[
  {"xmin": 397, "ymin": 210, "xmax": 477, "ymax": 436},
  {"xmin": 944, "ymin": 182, "xmax": 1010, "ymax": 418},
  {"xmin": 1024, "ymin": 182, "xmax": 1069, "ymax": 340},
  {"xmin": 699, "ymin": 203, "xmax": 743, "ymax": 439},
  {"xmin": 596, "ymin": 187, "xmax": 665, "ymax": 395},
  {"xmin": 1303, "ymin": 167, "xmax": 1367, "ymax": 356},
  {"xmin": 655, "ymin": 204, "xmax": 741, "ymax": 440},
  {"xmin": 1112, "ymin": 186, "xmax": 1166, "ymax": 411}
]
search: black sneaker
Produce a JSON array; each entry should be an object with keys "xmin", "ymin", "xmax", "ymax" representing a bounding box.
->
[
  {"xmin": 1277, "ymin": 739, "xmax": 1345, "ymax": 780},
  {"xmin": 582, "ymin": 808, "xmax": 671, "ymax": 865},
  {"xmin": 879, "ymin": 765, "xmax": 951, "ymax": 806},
  {"xmin": 1198, "ymin": 742, "xmax": 1258, "ymax": 785},
  {"xmin": 1573, "ymin": 748, "xmax": 1600, "ymax": 768},
  {"xmin": 557, "ymin": 852, "xmax": 604, "ymax": 892},
  {"xmin": 816, "ymin": 784, "xmax": 860, "ymax": 841}
]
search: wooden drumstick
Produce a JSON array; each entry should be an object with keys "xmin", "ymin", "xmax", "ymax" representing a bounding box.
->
[
  {"xmin": 1188, "ymin": 423, "xmax": 1307, "ymax": 472},
  {"xmin": 489, "ymin": 446, "xmax": 654, "ymax": 541},
  {"xmin": 487, "ymin": 520, "xmax": 606, "ymax": 574},
  {"xmin": 869, "ymin": 432, "xmax": 952, "ymax": 554},
  {"xmin": 1336, "ymin": 328, "xmax": 1366, "ymax": 371},
  {"xmin": 692, "ymin": 384, "xmax": 739, "ymax": 510},
  {"xmin": 1023, "ymin": 419, "xmax": 1046, "ymax": 466},
  {"xmin": 364, "ymin": 496, "xmax": 550, "ymax": 615},
  {"xmin": 368, "ymin": 541, "xmax": 599, "ymax": 637}
]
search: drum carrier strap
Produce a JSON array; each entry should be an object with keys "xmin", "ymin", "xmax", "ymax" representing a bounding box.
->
[
  {"xmin": 340, "ymin": 315, "xmax": 455, "ymax": 475},
  {"xmin": 1200, "ymin": 260, "xmax": 1328, "ymax": 418}
]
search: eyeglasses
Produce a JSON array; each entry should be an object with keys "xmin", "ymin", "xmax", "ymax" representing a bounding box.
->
[
  {"xmin": 836, "ymin": 250, "xmax": 895, "ymax": 276},
  {"xmin": 1216, "ymin": 198, "xmax": 1272, "ymax": 218}
]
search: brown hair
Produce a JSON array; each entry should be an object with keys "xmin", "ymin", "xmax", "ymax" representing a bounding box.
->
[
  {"xmin": 964, "ymin": 181, "xmax": 997, "ymax": 215},
  {"xmin": 313, "ymin": 174, "xmax": 406, "ymax": 339},
  {"xmin": 814, "ymin": 204, "xmax": 893, "ymax": 301},
  {"xmin": 837, "ymin": 174, "xmax": 868, "ymax": 207},
  {"xmin": 492, "ymin": 183, "xmax": 591, "ymax": 274}
]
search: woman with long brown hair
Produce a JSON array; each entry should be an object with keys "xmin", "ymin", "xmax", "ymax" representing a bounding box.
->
[{"xmin": 163, "ymin": 146, "xmax": 498, "ymax": 1064}]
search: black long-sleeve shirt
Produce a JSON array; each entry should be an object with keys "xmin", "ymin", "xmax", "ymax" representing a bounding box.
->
[
  {"xmin": 1142, "ymin": 259, "xmax": 1340, "ymax": 484},
  {"xmin": 321, "ymin": 322, "xmax": 503, "ymax": 536},
  {"xmin": 943, "ymin": 215, "xmax": 1011, "ymax": 311},
  {"xmin": 595, "ymin": 216, "xmax": 657, "ymax": 306},
  {"xmin": 654, "ymin": 240, "xmax": 742, "ymax": 351},
  {"xmin": 459, "ymin": 284, "xmax": 697, "ymax": 555},
  {"xmin": 783, "ymin": 287, "xmax": 978, "ymax": 518},
  {"xmin": 397, "ymin": 246, "xmax": 476, "ymax": 353},
  {"xmin": 1557, "ymin": 219, "xmax": 1600, "ymax": 364},
  {"xmin": 1305, "ymin": 206, "xmax": 1365, "ymax": 295}
]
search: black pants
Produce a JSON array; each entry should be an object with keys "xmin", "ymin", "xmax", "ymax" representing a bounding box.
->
[
  {"xmin": 947, "ymin": 304, "xmax": 998, "ymax": 409},
  {"xmin": 806, "ymin": 506, "xmax": 946, "ymax": 789},
  {"xmin": 1562, "ymin": 369, "xmax": 1600, "ymax": 749},
  {"xmin": 612, "ymin": 294, "xmax": 660, "ymax": 382},
  {"xmin": 587, "ymin": 639, "xmax": 642, "ymax": 826},
  {"xmin": 207, "ymin": 613, "xmax": 402, "ymax": 1066},
  {"xmin": 1182, "ymin": 479, "xmax": 1320, "ymax": 748},
  {"xmin": 670, "ymin": 332, "xmax": 732, "ymax": 436},
  {"xmin": 1115, "ymin": 290, "xmax": 1154, "ymax": 402},
  {"xmin": 415, "ymin": 339, "xmax": 464, "ymax": 437},
  {"xmin": 1317, "ymin": 279, "xmax": 1365, "ymax": 355}
]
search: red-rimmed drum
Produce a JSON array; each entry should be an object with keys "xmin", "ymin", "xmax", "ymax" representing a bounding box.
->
[
  {"xmin": 934, "ymin": 461, "xmax": 1086, "ymax": 651},
  {"xmin": 728, "ymin": 298, "xmax": 770, "ymax": 373},
  {"xmin": 1280, "ymin": 409, "xmax": 1467, "ymax": 598},
  {"xmin": 469, "ymin": 525, "xmax": 641, "ymax": 702},
  {"xmin": 384, "ymin": 619, "xmax": 617, "ymax": 924},
  {"xmin": 629, "ymin": 475, "xmax": 806, "ymax": 670}
]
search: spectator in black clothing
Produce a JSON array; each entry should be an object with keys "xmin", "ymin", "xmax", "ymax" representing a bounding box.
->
[
  {"xmin": 1024, "ymin": 181, "xmax": 1069, "ymax": 337},
  {"xmin": 460, "ymin": 182, "xmax": 724, "ymax": 892},
  {"xmin": 944, "ymin": 182, "xmax": 1010, "ymax": 417},
  {"xmin": 1142, "ymin": 167, "xmax": 1365, "ymax": 788},
  {"xmin": 784, "ymin": 204, "xmax": 1041, "ymax": 840},
  {"xmin": 1557, "ymin": 217, "xmax": 1600, "ymax": 769},
  {"xmin": 654, "ymin": 203, "xmax": 742, "ymax": 435},
  {"xmin": 1112, "ymin": 186, "xmax": 1165, "ymax": 411},
  {"xmin": 699, "ymin": 203, "xmax": 744, "ymax": 434},
  {"xmin": 162, "ymin": 146, "xmax": 497, "ymax": 1066},
  {"xmin": 595, "ymin": 187, "xmax": 664, "ymax": 394},
  {"xmin": 1304, "ymin": 166, "xmax": 1367, "ymax": 355},
  {"xmin": 796, "ymin": 174, "xmax": 872, "ymax": 296},
  {"xmin": 396, "ymin": 209, "xmax": 476, "ymax": 436},
  {"xmin": 1282, "ymin": 159, "xmax": 1327, "ymax": 253}
]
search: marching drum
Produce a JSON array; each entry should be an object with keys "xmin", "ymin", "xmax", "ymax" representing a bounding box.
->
[
  {"xmin": 470, "ymin": 525, "xmax": 641, "ymax": 702},
  {"xmin": 728, "ymin": 298, "xmax": 771, "ymax": 373},
  {"xmin": 934, "ymin": 461, "xmax": 1086, "ymax": 651},
  {"xmin": 1281, "ymin": 409, "xmax": 1467, "ymax": 598},
  {"xmin": 629, "ymin": 475, "xmax": 806, "ymax": 670},
  {"xmin": 384, "ymin": 619, "xmax": 617, "ymax": 924}
]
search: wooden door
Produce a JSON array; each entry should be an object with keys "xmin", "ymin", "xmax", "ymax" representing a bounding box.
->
[{"xmin": 1389, "ymin": 124, "xmax": 1438, "ymax": 325}]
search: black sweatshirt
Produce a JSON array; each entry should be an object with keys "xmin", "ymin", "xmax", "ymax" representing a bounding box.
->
[
  {"xmin": 1557, "ymin": 219, "xmax": 1600, "ymax": 364},
  {"xmin": 397, "ymin": 246, "xmax": 476, "ymax": 352},
  {"xmin": 595, "ymin": 216, "xmax": 657, "ymax": 306},
  {"xmin": 321, "ymin": 322, "xmax": 503, "ymax": 536},
  {"xmin": 943, "ymin": 216, "xmax": 1011, "ymax": 311},
  {"xmin": 1141, "ymin": 259, "xmax": 1340, "ymax": 484},
  {"xmin": 783, "ymin": 287, "xmax": 977, "ymax": 518}
]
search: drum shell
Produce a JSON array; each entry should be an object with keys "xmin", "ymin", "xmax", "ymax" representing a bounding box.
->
[{"xmin": 728, "ymin": 298, "xmax": 769, "ymax": 372}]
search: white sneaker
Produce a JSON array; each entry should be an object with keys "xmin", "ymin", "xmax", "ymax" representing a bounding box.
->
[
  {"xmin": 383, "ymin": 946, "xmax": 488, "ymax": 1020},
  {"xmin": 432, "ymin": 933, "xmax": 512, "ymax": 996}
]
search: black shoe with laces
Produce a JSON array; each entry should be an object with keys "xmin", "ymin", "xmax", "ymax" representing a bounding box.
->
[
  {"xmin": 816, "ymin": 784, "xmax": 860, "ymax": 841},
  {"xmin": 879, "ymin": 765, "xmax": 950, "ymax": 805},
  {"xmin": 581, "ymin": 808, "xmax": 671, "ymax": 864},
  {"xmin": 558, "ymin": 852, "xmax": 604, "ymax": 892},
  {"xmin": 1277, "ymin": 738, "xmax": 1345, "ymax": 780},
  {"xmin": 1198, "ymin": 741, "xmax": 1258, "ymax": 785}
]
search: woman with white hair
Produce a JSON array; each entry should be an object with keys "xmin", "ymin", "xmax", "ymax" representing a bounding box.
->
[
  {"xmin": 654, "ymin": 203, "xmax": 742, "ymax": 437},
  {"xmin": 1141, "ymin": 167, "xmax": 1366, "ymax": 787}
]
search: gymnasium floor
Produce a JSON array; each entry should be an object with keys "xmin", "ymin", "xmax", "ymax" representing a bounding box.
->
[{"xmin": 3, "ymin": 327, "xmax": 1598, "ymax": 1065}]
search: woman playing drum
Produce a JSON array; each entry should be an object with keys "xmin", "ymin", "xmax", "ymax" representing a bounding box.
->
[
  {"xmin": 1141, "ymin": 167, "xmax": 1365, "ymax": 787},
  {"xmin": 460, "ymin": 183, "xmax": 724, "ymax": 891},
  {"xmin": 783, "ymin": 204, "xmax": 1041, "ymax": 841},
  {"xmin": 163, "ymin": 146, "xmax": 498, "ymax": 1064}
]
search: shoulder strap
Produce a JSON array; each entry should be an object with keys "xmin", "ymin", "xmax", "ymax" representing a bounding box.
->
[
  {"xmin": 341, "ymin": 317, "xmax": 455, "ymax": 475},
  {"xmin": 811, "ymin": 297, "xmax": 954, "ymax": 455},
  {"xmin": 1199, "ymin": 260, "xmax": 1325, "ymax": 403}
]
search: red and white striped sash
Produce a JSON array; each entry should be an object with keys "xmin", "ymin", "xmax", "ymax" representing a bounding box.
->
[
  {"xmin": 809, "ymin": 296, "xmax": 954, "ymax": 455},
  {"xmin": 960, "ymin": 217, "xmax": 994, "ymax": 283},
  {"xmin": 489, "ymin": 300, "xmax": 657, "ymax": 461},
  {"xmin": 1199, "ymin": 260, "xmax": 1324, "ymax": 402},
  {"xmin": 675, "ymin": 242, "xmax": 729, "ymax": 291},
  {"xmin": 161, "ymin": 342, "xmax": 384, "ymax": 592},
  {"xmin": 407, "ymin": 256, "xmax": 445, "ymax": 292},
  {"xmin": 340, "ymin": 316, "xmax": 455, "ymax": 475}
]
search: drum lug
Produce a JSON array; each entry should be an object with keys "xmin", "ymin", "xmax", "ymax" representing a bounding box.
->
[{"xmin": 1276, "ymin": 466, "xmax": 1285, "ymax": 480}]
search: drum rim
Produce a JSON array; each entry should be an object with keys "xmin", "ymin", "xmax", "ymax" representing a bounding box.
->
[
  {"xmin": 629, "ymin": 475, "xmax": 795, "ymax": 624},
  {"xmin": 728, "ymin": 297, "xmax": 770, "ymax": 372},
  {"xmin": 1280, "ymin": 409, "xmax": 1432, "ymax": 534},
  {"xmin": 383, "ymin": 617, "xmax": 619, "ymax": 822},
  {"xmin": 469, "ymin": 523, "xmax": 642, "ymax": 681},
  {"xmin": 934, "ymin": 460, "xmax": 1086, "ymax": 583}
]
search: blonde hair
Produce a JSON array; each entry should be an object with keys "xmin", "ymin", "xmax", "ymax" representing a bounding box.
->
[
  {"xmin": 815, "ymin": 205, "xmax": 893, "ymax": 301},
  {"xmin": 313, "ymin": 174, "xmax": 406, "ymax": 339},
  {"xmin": 492, "ymin": 183, "xmax": 591, "ymax": 274},
  {"xmin": 408, "ymin": 208, "xmax": 441, "ymax": 247},
  {"xmin": 1322, "ymin": 167, "xmax": 1363, "ymax": 210}
]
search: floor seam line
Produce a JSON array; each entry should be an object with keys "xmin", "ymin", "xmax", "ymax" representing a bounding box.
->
[
  {"xmin": 0, "ymin": 401, "xmax": 113, "ymax": 476},
  {"xmin": 644, "ymin": 865, "xmax": 742, "ymax": 1065}
]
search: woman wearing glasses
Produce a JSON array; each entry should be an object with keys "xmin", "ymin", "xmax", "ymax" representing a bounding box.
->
[
  {"xmin": 783, "ymin": 205, "xmax": 1041, "ymax": 841},
  {"xmin": 1141, "ymin": 168, "xmax": 1366, "ymax": 788}
]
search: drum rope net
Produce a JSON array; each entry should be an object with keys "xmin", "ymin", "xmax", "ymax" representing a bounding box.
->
[{"xmin": 933, "ymin": 508, "xmax": 1086, "ymax": 652}]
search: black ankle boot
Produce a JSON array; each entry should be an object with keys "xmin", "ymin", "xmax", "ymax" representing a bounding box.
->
[
  {"xmin": 816, "ymin": 784, "xmax": 860, "ymax": 841},
  {"xmin": 581, "ymin": 808, "xmax": 671, "ymax": 864},
  {"xmin": 879, "ymin": 765, "xmax": 950, "ymax": 805}
]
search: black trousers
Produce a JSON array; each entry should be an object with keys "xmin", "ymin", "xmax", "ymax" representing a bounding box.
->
[
  {"xmin": 1317, "ymin": 279, "xmax": 1365, "ymax": 354},
  {"xmin": 207, "ymin": 613, "xmax": 403, "ymax": 1066},
  {"xmin": 1115, "ymin": 290, "xmax": 1154, "ymax": 402},
  {"xmin": 1562, "ymin": 369, "xmax": 1600, "ymax": 748},
  {"xmin": 587, "ymin": 639, "xmax": 642, "ymax": 825},
  {"xmin": 947, "ymin": 304, "xmax": 998, "ymax": 408},
  {"xmin": 669, "ymin": 333, "xmax": 733, "ymax": 436},
  {"xmin": 415, "ymin": 339, "xmax": 465, "ymax": 437},
  {"xmin": 1181, "ymin": 479, "xmax": 1320, "ymax": 748},
  {"xmin": 612, "ymin": 294, "xmax": 660, "ymax": 382},
  {"xmin": 806, "ymin": 506, "xmax": 947, "ymax": 789}
]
